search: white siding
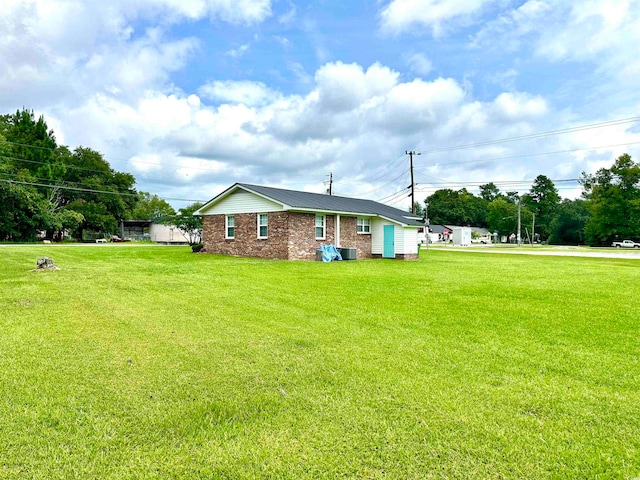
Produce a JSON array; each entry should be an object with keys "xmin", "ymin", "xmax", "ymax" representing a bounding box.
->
[
  {"xmin": 204, "ymin": 190, "xmax": 284, "ymax": 214},
  {"xmin": 371, "ymin": 218, "xmax": 385, "ymax": 255},
  {"xmin": 403, "ymin": 227, "xmax": 419, "ymax": 254},
  {"xmin": 371, "ymin": 219, "xmax": 419, "ymax": 255}
]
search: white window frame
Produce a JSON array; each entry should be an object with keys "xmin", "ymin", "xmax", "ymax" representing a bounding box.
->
[
  {"xmin": 357, "ymin": 217, "xmax": 371, "ymax": 234},
  {"xmin": 257, "ymin": 213, "xmax": 268, "ymax": 239},
  {"xmin": 225, "ymin": 215, "xmax": 235, "ymax": 239},
  {"xmin": 315, "ymin": 214, "xmax": 326, "ymax": 240}
]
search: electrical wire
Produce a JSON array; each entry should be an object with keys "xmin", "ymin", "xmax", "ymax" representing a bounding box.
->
[
  {"xmin": 0, "ymin": 178, "xmax": 205, "ymax": 203},
  {"xmin": 414, "ymin": 141, "xmax": 640, "ymax": 171},
  {"xmin": 336, "ymin": 152, "xmax": 407, "ymax": 185},
  {"xmin": 418, "ymin": 116, "xmax": 640, "ymax": 155},
  {"xmin": 0, "ymin": 170, "xmax": 135, "ymax": 193}
]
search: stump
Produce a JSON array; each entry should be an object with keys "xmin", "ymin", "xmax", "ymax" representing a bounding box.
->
[{"xmin": 34, "ymin": 257, "xmax": 60, "ymax": 270}]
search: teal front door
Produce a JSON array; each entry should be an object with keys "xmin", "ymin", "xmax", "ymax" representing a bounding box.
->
[{"xmin": 383, "ymin": 225, "xmax": 395, "ymax": 258}]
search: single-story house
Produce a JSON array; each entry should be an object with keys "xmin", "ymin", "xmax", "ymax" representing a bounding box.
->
[
  {"xmin": 469, "ymin": 226, "xmax": 492, "ymax": 243},
  {"xmin": 195, "ymin": 183, "xmax": 424, "ymax": 260},
  {"xmin": 429, "ymin": 224, "xmax": 453, "ymax": 242}
]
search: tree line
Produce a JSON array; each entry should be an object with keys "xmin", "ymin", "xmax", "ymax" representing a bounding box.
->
[
  {"xmin": 420, "ymin": 153, "xmax": 640, "ymax": 246},
  {"xmin": 0, "ymin": 109, "xmax": 201, "ymax": 243},
  {"xmin": 2, "ymin": 109, "xmax": 638, "ymax": 246}
]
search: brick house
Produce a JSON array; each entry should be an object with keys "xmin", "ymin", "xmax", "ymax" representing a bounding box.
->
[{"xmin": 195, "ymin": 183, "xmax": 424, "ymax": 260}]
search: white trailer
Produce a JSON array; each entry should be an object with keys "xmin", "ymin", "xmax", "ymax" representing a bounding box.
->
[{"xmin": 452, "ymin": 226, "xmax": 471, "ymax": 246}]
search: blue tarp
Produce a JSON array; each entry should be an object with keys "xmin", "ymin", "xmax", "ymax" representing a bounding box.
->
[{"xmin": 318, "ymin": 245, "xmax": 342, "ymax": 262}]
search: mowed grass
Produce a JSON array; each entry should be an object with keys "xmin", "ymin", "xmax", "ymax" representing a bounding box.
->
[{"xmin": 0, "ymin": 246, "xmax": 638, "ymax": 479}]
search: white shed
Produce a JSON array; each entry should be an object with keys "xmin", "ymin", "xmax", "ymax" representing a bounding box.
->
[{"xmin": 452, "ymin": 226, "xmax": 472, "ymax": 246}]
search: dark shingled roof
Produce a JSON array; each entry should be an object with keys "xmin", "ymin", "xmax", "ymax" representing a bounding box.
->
[{"xmin": 233, "ymin": 183, "xmax": 423, "ymax": 226}]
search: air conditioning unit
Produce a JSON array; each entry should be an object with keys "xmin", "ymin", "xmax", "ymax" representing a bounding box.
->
[{"xmin": 340, "ymin": 247, "xmax": 357, "ymax": 260}]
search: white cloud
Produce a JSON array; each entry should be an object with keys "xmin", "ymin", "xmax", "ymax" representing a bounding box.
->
[
  {"xmin": 470, "ymin": 0, "xmax": 551, "ymax": 51},
  {"xmin": 473, "ymin": 0, "xmax": 640, "ymax": 73},
  {"xmin": 405, "ymin": 53, "xmax": 433, "ymax": 76},
  {"xmin": 198, "ymin": 80, "xmax": 278, "ymax": 106},
  {"xmin": 379, "ymin": 0, "xmax": 496, "ymax": 36},
  {"xmin": 485, "ymin": 68, "xmax": 518, "ymax": 91},
  {"xmin": 226, "ymin": 43, "xmax": 250, "ymax": 58},
  {"xmin": 2, "ymin": 0, "xmax": 639, "ymax": 207},
  {"xmin": 0, "ymin": 0, "xmax": 274, "ymax": 108},
  {"xmin": 273, "ymin": 35, "xmax": 291, "ymax": 48},
  {"xmin": 26, "ymin": 53, "xmax": 637, "ymax": 207},
  {"xmin": 212, "ymin": 0, "xmax": 272, "ymax": 24},
  {"xmin": 314, "ymin": 62, "xmax": 400, "ymax": 112},
  {"xmin": 491, "ymin": 92, "xmax": 548, "ymax": 122},
  {"xmin": 278, "ymin": 2, "xmax": 297, "ymax": 25}
]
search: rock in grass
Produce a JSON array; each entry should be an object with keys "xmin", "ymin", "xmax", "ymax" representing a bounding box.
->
[{"xmin": 34, "ymin": 257, "xmax": 60, "ymax": 271}]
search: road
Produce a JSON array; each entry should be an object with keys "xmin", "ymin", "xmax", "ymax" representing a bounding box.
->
[{"xmin": 426, "ymin": 245, "xmax": 640, "ymax": 259}]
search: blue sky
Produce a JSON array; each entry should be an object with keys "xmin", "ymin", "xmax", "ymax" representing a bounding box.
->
[{"xmin": 1, "ymin": 0, "xmax": 639, "ymax": 209}]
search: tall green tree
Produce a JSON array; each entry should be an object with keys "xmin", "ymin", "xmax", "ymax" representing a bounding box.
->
[
  {"xmin": 479, "ymin": 182, "xmax": 500, "ymax": 202},
  {"xmin": 0, "ymin": 109, "xmax": 139, "ymax": 241},
  {"xmin": 0, "ymin": 109, "xmax": 57, "ymax": 176},
  {"xmin": 63, "ymin": 147, "xmax": 137, "ymax": 240},
  {"xmin": 521, "ymin": 175, "xmax": 560, "ymax": 240},
  {"xmin": 548, "ymin": 199, "xmax": 590, "ymax": 245},
  {"xmin": 132, "ymin": 192, "xmax": 176, "ymax": 219},
  {"xmin": 0, "ymin": 112, "xmax": 58, "ymax": 240},
  {"xmin": 580, "ymin": 153, "xmax": 640, "ymax": 245},
  {"xmin": 487, "ymin": 197, "xmax": 533, "ymax": 238},
  {"xmin": 0, "ymin": 179, "xmax": 43, "ymax": 241},
  {"xmin": 425, "ymin": 188, "xmax": 488, "ymax": 226}
]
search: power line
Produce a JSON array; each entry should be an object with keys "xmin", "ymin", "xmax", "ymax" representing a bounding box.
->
[
  {"xmin": 356, "ymin": 168, "xmax": 410, "ymax": 197},
  {"xmin": 0, "ymin": 170, "xmax": 135, "ymax": 193},
  {"xmin": 418, "ymin": 116, "xmax": 640, "ymax": 155},
  {"xmin": 1, "ymin": 153, "xmax": 121, "ymax": 176},
  {"xmin": 336, "ymin": 152, "xmax": 407, "ymax": 186},
  {"xmin": 414, "ymin": 141, "xmax": 640, "ymax": 171},
  {"xmin": 415, "ymin": 177, "xmax": 580, "ymax": 187},
  {"xmin": 0, "ymin": 178, "xmax": 205, "ymax": 203},
  {"xmin": 377, "ymin": 187, "xmax": 410, "ymax": 203}
]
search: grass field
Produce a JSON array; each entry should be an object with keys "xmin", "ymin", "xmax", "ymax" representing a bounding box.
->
[{"xmin": 1, "ymin": 246, "xmax": 639, "ymax": 479}]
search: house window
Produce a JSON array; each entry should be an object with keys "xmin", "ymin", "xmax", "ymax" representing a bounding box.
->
[
  {"xmin": 225, "ymin": 215, "xmax": 235, "ymax": 239},
  {"xmin": 357, "ymin": 217, "xmax": 371, "ymax": 234},
  {"xmin": 258, "ymin": 213, "xmax": 268, "ymax": 238},
  {"xmin": 315, "ymin": 214, "xmax": 325, "ymax": 240}
]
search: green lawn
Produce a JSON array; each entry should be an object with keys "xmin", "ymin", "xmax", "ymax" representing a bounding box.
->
[{"xmin": 1, "ymin": 246, "xmax": 639, "ymax": 479}]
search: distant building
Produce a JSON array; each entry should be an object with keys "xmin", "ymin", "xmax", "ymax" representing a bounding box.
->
[{"xmin": 121, "ymin": 220, "xmax": 189, "ymax": 244}]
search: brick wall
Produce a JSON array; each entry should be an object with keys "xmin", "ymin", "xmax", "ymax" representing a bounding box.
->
[
  {"xmin": 338, "ymin": 216, "xmax": 372, "ymax": 259},
  {"xmin": 287, "ymin": 212, "xmax": 334, "ymax": 260},
  {"xmin": 202, "ymin": 212, "xmax": 289, "ymax": 259},
  {"xmin": 202, "ymin": 211, "xmax": 375, "ymax": 260}
]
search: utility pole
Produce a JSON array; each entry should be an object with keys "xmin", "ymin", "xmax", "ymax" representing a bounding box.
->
[
  {"xmin": 531, "ymin": 212, "xmax": 535, "ymax": 246},
  {"xmin": 517, "ymin": 197, "xmax": 522, "ymax": 247},
  {"xmin": 406, "ymin": 150, "xmax": 421, "ymax": 213},
  {"xmin": 325, "ymin": 172, "xmax": 333, "ymax": 195}
]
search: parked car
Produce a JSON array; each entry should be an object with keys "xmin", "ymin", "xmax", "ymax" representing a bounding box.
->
[{"xmin": 611, "ymin": 239, "xmax": 640, "ymax": 248}]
